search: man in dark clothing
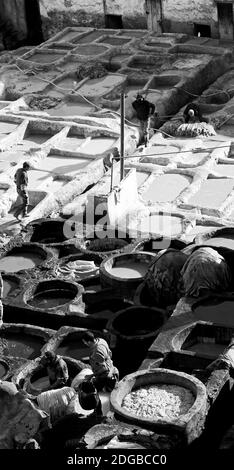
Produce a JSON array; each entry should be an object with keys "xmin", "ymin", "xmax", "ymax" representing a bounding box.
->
[
  {"xmin": 132, "ymin": 94, "xmax": 156, "ymax": 146},
  {"xmin": 40, "ymin": 351, "xmax": 69, "ymax": 391},
  {"xmin": 14, "ymin": 161, "xmax": 30, "ymax": 220},
  {"xmin": 103, "ymin": 147, "xmax": 120, "ymax": 171},
  {"xmin": 183, "ymin": 102, "xmax": 209, "ymax": 124},
  {"xmin": 82, "ymin": 331, "xmax": 119, "ymax": 392}
]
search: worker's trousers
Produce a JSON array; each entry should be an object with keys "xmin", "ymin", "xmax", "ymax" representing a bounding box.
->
[
  {"xmin": 139, "ymin": 118, "xmax": 150, "ymax": 145},
  {"xmin": 14, "ymin": 188, "xmax": 29, "ymax": 218}
]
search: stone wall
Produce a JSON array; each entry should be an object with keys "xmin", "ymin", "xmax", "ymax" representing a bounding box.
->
[
  {"xmin": 162, "ymin": 0, "xmax": 219, "ymax": 38},
  {"xmin": 39, "ymin": 0, "xmax": 147, "ymax": 39}
]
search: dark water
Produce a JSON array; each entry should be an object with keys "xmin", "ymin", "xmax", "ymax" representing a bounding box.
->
[
  {"xmin": 31, "ymin": 375, "xmax": 50, "ymax": 392},
  {"xmin": 184, "ymin": 342, "xmax": 225, "ymax": 358},
  {"xmin": 28, "ymin": 289, "xmax": 75, "ymax": 309},
  {"xmin": 194, "ymin": 301, "xmax": 234, "ymax": 327},
  {"xmin": 57, "ymin": 339, "xmax": 89, "ymax": 361},
  {"xmin": 0, "ymin": 333, "xmax": 44, "ymax": 359}
]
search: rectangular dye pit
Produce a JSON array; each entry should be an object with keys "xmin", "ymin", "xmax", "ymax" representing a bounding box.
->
[
  {"xmin": 73, "ymin": 44, "xmax": 108, "ymax": 56},
  {"xmin": 23, "ymin": 134, "xmax": 50, "ymax": 146},
  {"xmin": 142, "ymin": 174, "xmax": 191, "ymax": 203},
  {"xmin": 0, "ymin": 121, "xmax": 19, "ymax": 139},
  {"xmin": 118, "ymin": 30, "xmax": 147, "ymax": 37},
  {"xmin": 36, "ymin": 154, "xmax": 90, "ymax": 176},
  {"xmin": 128, "ymin": 57, "xmax": 156, "ymax": 71},
  {"xmin": 147, "ymin": 75, "xmax": 180, "ymax": 90},
  {"xmin": 27, "ymin": 170, "xmax": 52, "ymax": 189},
  {"xmin": 77, "ymin": 74, "xmax": 125, "ymax": 97},
  {"xmin": 99, "ymin": 36, "xmax": 131, "ymax": 46},
  {"xmin": 57, "ymin": 136, "xmax": 85, "ymax": 152},
  {"xmin": 57, "ymin": 31, "xmax": 82, "ymax": 42},
  {"xmin": 25, "ymin": 52, "xmax": 64, "ymax": 64},
  {"xmin": 11, "ymin": 75, "xmax": 49, "ymax": 95},
  {"xmin": 46, "ymin": 77, "xmax": 81, "ymax": 98},
  {"xmin": 181, "ymin": 324, "xmax": 233, "ymax": 359},
  {"xmin": 81, "ymin": 137, "xmax": 117, "ymax": 155},
  {"xmin": 123, "ymin": 78, "xmax": 148, "ymax": 95},
  {"xmin": 47, "ymin": 102, "xmax": 94, "ymax": 117},
  {"xmin": 146, "ymin": 42, "xmax": 171, "ymax": 49},
  {"xmin": 0, "ymin": 150, "xmax": 28, "ymax": 163},
  {"xmin": 193, "ymin": 300, "xmax": 234, "ymax": 328},
  {"xmin": 136, "ymin": 171, "xmax": 149, "ymax": 188},
  {"xmin": 215, "ymin": 164, "xmax": 234, "ymax": 177},
  {"xmin": 161, "ymin": 351, "xmax": 212, "ymax": 374},
  {"xmin": 0, "ymin": 162, "xmax": 11, "ymax": 172},
  {"xmin": 74, "ymin": 31, "xmax": 110, "ymax": 44},
  {"xmin": 186, "ymin": 179, "xmax": 234, "ymax": 210},
  {"xmin": 113, "ymin": 54, "xmax": 131, "ymax": 63}
]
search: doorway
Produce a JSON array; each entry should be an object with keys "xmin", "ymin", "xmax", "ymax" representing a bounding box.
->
[
  {"xmin": 105, "ymin": 14, "xmax": 123, "ymax": 29},
  {"xmin": 217, "ymin": 2, "xmax": 234, "ymax": 41},
  {"xmin": 145, "ymin": 0, "xmax": 163, "ymax": 33},
  {"xmin": 194, "ymin": 23, "xmax": 211, "ymax": 37},
  {"xmin": 24, "ymin": 0, "xmax": 44, "ymax": 45}
]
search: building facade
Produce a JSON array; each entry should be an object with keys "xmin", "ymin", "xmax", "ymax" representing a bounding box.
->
[
  {"xmin": 39, "ymin": 0, "xmax": 234, "ymax": 40},
  {"xmin": 1, "ymin": 1, "xmax": 234, "ymax": 45}
]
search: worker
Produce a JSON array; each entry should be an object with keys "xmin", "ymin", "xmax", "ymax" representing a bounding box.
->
[
  {"xmin": 103, "ymin": 147, "xmax": 120, "ymax": 171},
  {"xmin": 13, "ymin": 162, "xmax": 30, "ymax": 221},
  {"xmin": 82, "ymin": 332, "xmax": 119, "ymax": 392},
  {"xmin": 132, "ymin": 93, "xmax": 156, "ymax": 146},
  {"xmin": 183, "ymin": 102, "xmax": 209, "ymax": 124},
  {"xmin": 39, "ymin": 351, "xmax": 69, "ymax": 391}
]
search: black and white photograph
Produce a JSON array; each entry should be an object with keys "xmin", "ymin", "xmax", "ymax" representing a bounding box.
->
[{"xmin": 0, "ymin": 0, "xmax": 234, "ymax": 466}]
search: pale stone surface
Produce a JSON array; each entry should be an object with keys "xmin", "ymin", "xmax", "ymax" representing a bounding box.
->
[{"xmin": 163, "ymin": 0, "xmax": 217, "ymax": 23}]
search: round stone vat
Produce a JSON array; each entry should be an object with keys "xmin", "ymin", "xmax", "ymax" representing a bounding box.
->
[
  {"xmin": 25, "ymin": 279, "xmax": 83, "ymax": 311},
  {"xmin": 0, "ymin": 359, "xmax": 9, "ymax": 379},
  {"xmin": 0, "ymin": 244, "xmax": 48, "ymax": 273},
  {"xmin": 0, "ymin": 323, "xmax": 54, "ymax": 360},
  {"xmin": 107, "ymin": 306, "xmax": 166, "ymax": 376},
  {"xmin": 58, "ymin": 243, "xmax": 82, "ymax": 259},
  {"xmin": 110, "ymin": 369, "xmax": 207, "ymax": 443},
  {"xmin": 79, "ymin": 237, "xmax": 137, "ymax": 259},
  {"xmin": 13, "ymin": 355, "xmax": 86, "ymax": 396},
  {"xmin": 27, "ymin": 218, "xmax": 68, "ymax": 244},
  {"xmin": 2, "ymin": 274, "xmax": 21, "ymax": 298},
  {"xmin": 100, "ymin": 252, "xmax": 156, "ymax": 297},
  {"xmin": 135, "ymin": 237, "xmax": 187, "ymax": 254}
]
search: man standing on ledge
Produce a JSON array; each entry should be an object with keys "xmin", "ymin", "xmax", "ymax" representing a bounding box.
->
[
  {"xmin": 14, "ymin": 161, "xmax": 30, "ymax": 221},
  {"xmin": 132, "ymin": 94, "xmax": 156, "ymax": 147}
]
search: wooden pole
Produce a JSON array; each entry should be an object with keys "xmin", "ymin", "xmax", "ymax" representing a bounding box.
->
[{"xmin": 120, "ymin": 91, "xmax": 125, "ymax": 181}]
